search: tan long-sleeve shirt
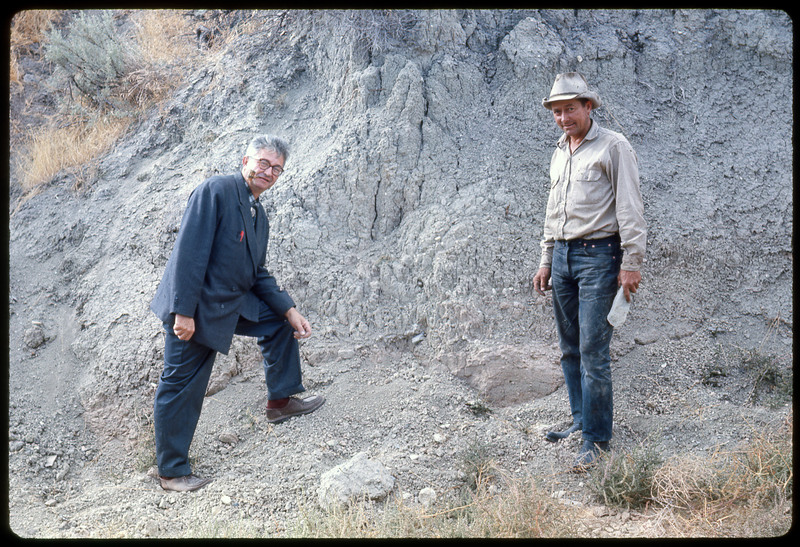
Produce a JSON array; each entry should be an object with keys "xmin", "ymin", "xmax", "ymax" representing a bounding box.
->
[{"xmin": 539, "ymin": 121, "xmax": 646, "ymax": 271}]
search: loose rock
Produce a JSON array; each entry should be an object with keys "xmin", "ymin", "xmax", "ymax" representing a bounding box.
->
[{"xmin": 318, "ymin": 452, "xmax": 395, "ymax": 508}]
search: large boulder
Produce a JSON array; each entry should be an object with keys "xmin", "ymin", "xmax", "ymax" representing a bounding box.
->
[{"xmin": 318, "ymin": 452, "xmax": 395, "ymax": 508}]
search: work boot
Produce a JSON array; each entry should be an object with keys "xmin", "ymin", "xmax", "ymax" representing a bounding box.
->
[
  {"xmin": 572, "ymin": 439, "xmax": 609, "ymax": 473},
  {"xmin": 545, "ymin": 421, "xmax": 582, "ymax": 442}
]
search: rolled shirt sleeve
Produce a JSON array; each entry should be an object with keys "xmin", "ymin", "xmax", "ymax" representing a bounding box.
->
[{"xmin": 608, "ymin": 139, "xmax": 646, "ymax": 271}]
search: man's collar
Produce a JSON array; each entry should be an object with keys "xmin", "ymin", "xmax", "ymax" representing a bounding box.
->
[
  {"xmin": 584, "ymin": 119, "xmax": 600, "ymax": 141},
  {"xmin": 237, "ymin": 171, "xmax": 258, "ymax": 205}
]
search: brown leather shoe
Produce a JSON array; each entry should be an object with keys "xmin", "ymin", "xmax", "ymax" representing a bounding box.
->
[
  {"xmin": 159, "ymin": 474, "xmax": 212, "ymax": 492},
  {"xmin": 265, "ymin": 394, "xmax": 325, "ymax": 423}
]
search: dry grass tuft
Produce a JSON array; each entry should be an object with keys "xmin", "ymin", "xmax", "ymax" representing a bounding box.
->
[
  {"xmin": 131, "ymin": 10, "xmax": 196, "ymax": 66},
  {"xmin": 17, "ymin": 116, "xmax": 130, "ymax": 192},
  {"xmin": 10, "ymin": 10, "xmax": 60, "ymax": 87},
  {"xmin": 10, "ymin": 10, "xmax": 60, "ymax": 48},
  {"xmin": 125, "ymin": 10, "xmax": 198, "ymax": 108},
  {"xmin": 649, "ymin": 412, "xmax": 793, "ymax": 536},
  {"xmin": 469, "ymin": 470, "xmax": 573, "ymax": 537}
]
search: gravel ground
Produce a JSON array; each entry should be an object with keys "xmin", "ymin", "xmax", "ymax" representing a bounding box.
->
[{"xmin": 8, "ymin": 309, "xmax": 792, "ymax": 538}]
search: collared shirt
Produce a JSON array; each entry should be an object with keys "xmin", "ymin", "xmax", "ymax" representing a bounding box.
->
[
  {"xmin": 540, "ymin": 121, "xmax": 646, "ymax": 271},
  {"xmin": 243, "ymin": 178, "xmax": 260, "ymax": 223},
  {"xmin": 243, "ymin": 179, "xmax": 258, "ymax": 208}
]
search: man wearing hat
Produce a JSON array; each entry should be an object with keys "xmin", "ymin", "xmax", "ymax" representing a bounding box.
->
[{"xmin": 533, "ymin": 73, "xmax": 646, "ymax": 471}]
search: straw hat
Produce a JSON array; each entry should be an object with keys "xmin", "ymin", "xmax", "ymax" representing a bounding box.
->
[{"xmin": 542, "ymin": 72, "xmax": 602, "ymax": 110}]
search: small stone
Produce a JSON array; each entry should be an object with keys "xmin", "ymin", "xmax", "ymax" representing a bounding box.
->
[
  {"xmin": 418, "ymin": 487, "xmax": 436, "ymax": 508},
  {"xmin": 338, "ymin": 348, "xmax": 356, "ymax": 360},
  {"xmin": 432, "ymin": 433, "xmax": 445, "ymax": 443},
  {"xmin": 592, "ymin": 505, "xmax": 610, "ymax": 517},
  {"xmin": 218, "ymin": 431, "xmax": 238, "ymax": 444},
  {"xmin": 144, "ymin": 520, "xmax": 159, "ymax": 537},
  {"xmin": 221, "ymin": 495, "xmax": 232, "ymax": 505},
  {"xmin": 24, "ymin": 325, "xmax": 46, "ymax": 349},
  {"xmin": 56, "ymin": 465, "xmax": 69, "ymax": 481},
  {"xmin": 44, "ymin": 455, "xmax": 57, "ymax": 467}
]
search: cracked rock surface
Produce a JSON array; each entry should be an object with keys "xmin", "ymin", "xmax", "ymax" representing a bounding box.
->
[{"xmin": 8, "ymin": 9, "xmax": 792, "ymax": 538}]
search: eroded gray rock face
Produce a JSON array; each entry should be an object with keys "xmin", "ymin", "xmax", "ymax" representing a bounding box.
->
[{"xmin": 8, "ymin": 10, "xmax": 793, "ymax": 444}]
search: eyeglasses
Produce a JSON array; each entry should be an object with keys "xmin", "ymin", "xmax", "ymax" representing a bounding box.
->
[{"xmin": 250, "ymin": 157, "xmax": 284, "ymax": 176}]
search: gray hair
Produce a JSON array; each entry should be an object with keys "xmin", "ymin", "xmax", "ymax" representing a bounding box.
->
[{"xmin": 245, "ymin": 134, "xmax": 290, "ymax": 164}]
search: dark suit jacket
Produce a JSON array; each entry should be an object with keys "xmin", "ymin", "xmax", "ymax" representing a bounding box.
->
[{"xmin": 151, "ymin": 172, "xmax": 295, "ymax": 354}]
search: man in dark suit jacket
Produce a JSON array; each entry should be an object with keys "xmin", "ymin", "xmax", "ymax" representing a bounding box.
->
[{"xmin": 150, "ymin": 135, "xmax": 325, "ymax": 492}]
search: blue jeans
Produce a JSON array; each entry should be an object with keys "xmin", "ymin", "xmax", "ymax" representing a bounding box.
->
[
  {"xmin": 551, "ymin": 237, "xmax": 621, "ymax": 443},
  {"xmin": 154, "ymin": 300, "xmax": 304, "ymax": 477}
]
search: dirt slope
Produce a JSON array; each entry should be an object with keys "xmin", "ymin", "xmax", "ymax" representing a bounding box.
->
[{"xmin": 7, "ymin": 9, "xmax": 792, "ymax": 537}]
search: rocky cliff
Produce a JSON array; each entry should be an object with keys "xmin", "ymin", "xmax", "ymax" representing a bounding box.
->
[{"xmin": 8, "ymin": 9, "xmax": 793, "ymax": 537}]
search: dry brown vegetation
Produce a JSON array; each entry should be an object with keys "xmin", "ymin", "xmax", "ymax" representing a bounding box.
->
[
  {"xmin": 648, "ymin": 414, "xmax": 793, "ymax": 536},
  {"xmin": 10, "ymin": 10, "xmax": 201, "ymax": 193},
  {"xmin": 18, "ymin": 117, "xmax": 130, "ymax": 193},
  {"xmin": 9, "ymin": 10, "xmax": 60, "ymax": 88},
  {"xmin": 289, "ymin": 413, "xmax": 791, "ymax": 538}
]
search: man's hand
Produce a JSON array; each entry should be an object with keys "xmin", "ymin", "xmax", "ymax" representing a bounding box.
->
[
  {"xmin": 533, "ymin": 267, "xmax": 552, "ymax": 296},
  {"xmin": 618, "ymin": 269, "xmax": 642, "ymax": 302},
  {"xmin": 285, "ymin": 307, "xmax": 312, "ymax": 339},
  {"xmin": 173, "ymin": 313, "xmax": 196, "ymax": 341}
]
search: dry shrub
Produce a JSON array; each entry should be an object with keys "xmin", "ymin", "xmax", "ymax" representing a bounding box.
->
[
  {"xmin": 44, "ymin": 10, "xmax": 193, "ymax": 113},
  {"xmin": 588, "ymin": 443, "xmax": 663, "ymax": 509},
  {"xmin": 651, "ymin": 413, "xmax": 792, "ymax": 535},
  {"xmin": 326, "ymin": 10, "xmax": 418, "ymax": 55},
  {"xmin": 15, "ymin": 10, "xmax": 199, "ymax": 192},
  {"xmin": 652, "ymin": 453, "xmax": 724, "ymax": 512},
  {"xmin": 470, "ymin": 471, "xmax": 572, "ymax": 538},
  {"xmin": 9, "ymin": 10, "xmax": 60, "ymax": 87},
  {"xmin": 292, "ymin": 466, "xmax": 575, "ymax": 538},
  {"xmin": 18, "ymin": 116, "xmax": 130, "ymax": 191}
]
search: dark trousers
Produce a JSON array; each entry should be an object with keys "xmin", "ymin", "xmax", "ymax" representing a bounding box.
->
[
  {"xmin": 551, "ymin": 236, "xmax": 621, "ymax": 443},
  {"xmin": 153, "ymin": 300, "xmax": 304, "ymax": 477}
]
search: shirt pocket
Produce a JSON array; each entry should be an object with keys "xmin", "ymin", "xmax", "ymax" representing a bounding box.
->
[
  {"xmin": 575, "ymin": 166, "xmax": 603, "ymax": 182},
  {"xmin": 229, "ymin": 220, "xmax": 247, "ymax": 243}
]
